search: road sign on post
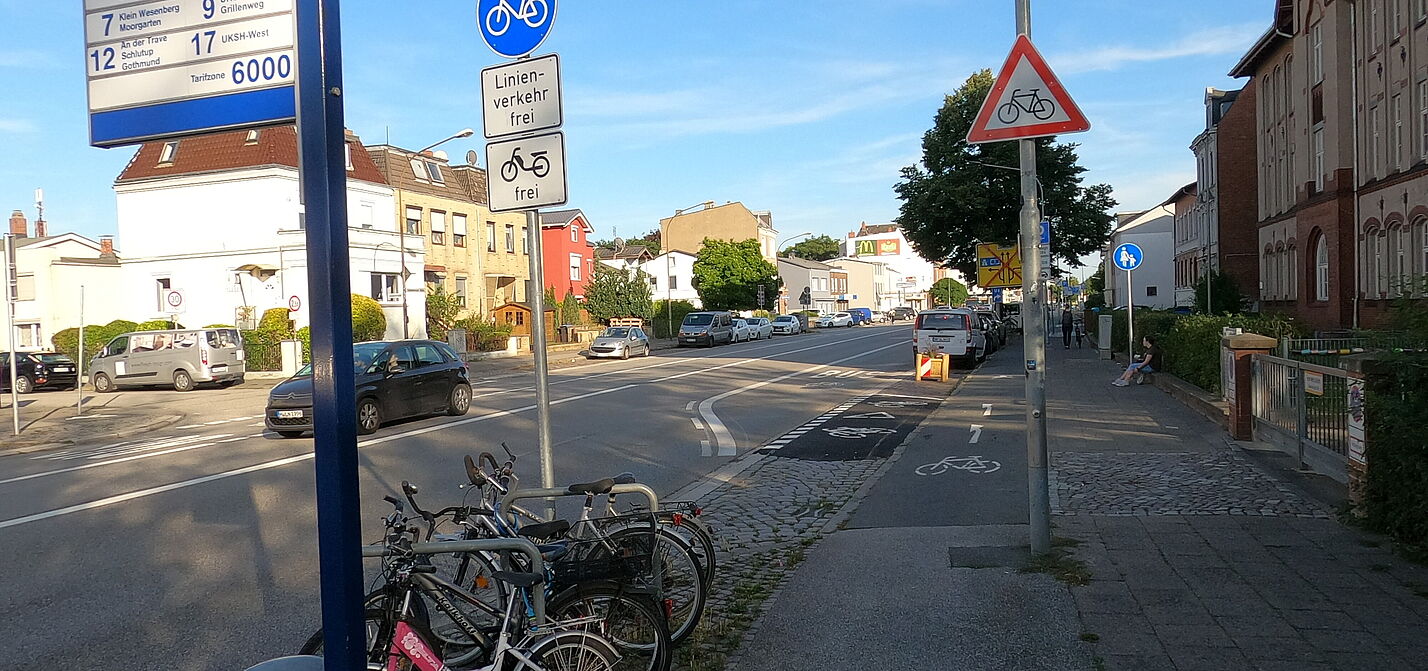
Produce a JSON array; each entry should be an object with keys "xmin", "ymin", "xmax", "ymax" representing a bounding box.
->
[
  {"xmin": 485, "ymin": 131, "xmax": 567, "ymax": 213},
  {"xmin": 481, "ymin": 54, "xmax": 562, "ymax": 138},
  {"xmin": 965, "ymin": 33, "xmax": 1090, "ymax": 144},
  {"xmin": 163, "ymin": 289, "xmax": 185, "ymax": 314},
  {"xmin": 976, "ymin": 243, "xmax": 1022, "ymax": 288},
  {"xmin": 477, "ymin": 0, "xmax": 557, "ymax": 58},
  {"xmin": 1113, "ymin": 242, "xmax": 1144, "ymax": 361},
  {"xmin": 83, "ymin": 0, "xmax": 297, "ymax": 147}
]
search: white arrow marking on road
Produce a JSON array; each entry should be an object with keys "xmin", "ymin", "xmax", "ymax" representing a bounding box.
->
[
  {"xmin": 846, "ymin": 411, "xmax": 896, "ymax": 420},
  {"xmin": 969, "ymin": 424, "xmax": 983, "ymax": 443},
  {"xmin": 982, "ymin": 403, "xmax": 993, "ymax": 416}
]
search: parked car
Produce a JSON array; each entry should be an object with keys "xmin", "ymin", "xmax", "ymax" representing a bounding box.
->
[
  {"xmin": 586, "ymin": 326, "xmax": 651, "ymax": 360},
  {"xmin": 913, "ymin": 308, "xmax": 985, "ymax": 368},
  {"xmin": 817, "ymin": 312, "xmax": 854, "ymax": 328},
  {"xmin": 771, "ymin": 315, "xmax": 802, "ymax": 335},
  {"xmin": 90, "ymin": 328, "xmax": 246, "ymax": 392},
  {"xmin": 976, "ymin": 313, "xmax": 1003, "ymax": 353},
  {"xmin": 678, "ymin": 311, "xmax": 734, "ymax": 347},
  {"xmin": 744, "ymin": 317, "xmax": 774, "ymax": 340},
  {"xmin": 0, "ymin": 351, "xmax": 79, "ymax": 393},
  {"xmin": 266, "ymin": 339, "xmax": 471, "ymax": 437},
  {"xmin": 731, "ymin": 319, "xmax": 756, "ymax": 342},
  {"xmin": 976, "ymin": 310, "xmax": 1008, "ymax": 347},
  {"xmin": 848, "ymin": 307, "xmax": 873, "ymax": 325},
  {"xmin": 891, "ymin": 306, "xmax": 916, "ymax": 321}
]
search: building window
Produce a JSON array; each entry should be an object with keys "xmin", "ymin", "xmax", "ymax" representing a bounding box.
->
[
  {"xmin": 452, "ymin": 214, "xmax": 467, "ymax": 247},
  {"xmin": 1375, "ymin": 231, "xmax": 1389, "ymax": 295},
  {"xmin": 155, "ymin": 277, "xmax": 171, "ymax": 311},
  {"xmin": 1145, "ymin": 286, "xmax": 1158, "ymax": 297},
  {"xmin": 505, "ymin": 224, "xmax": 515, "ymax": 253},
  {"xmin": 344, "ymin": 144, "xmax": 353, "ymax": 171},
  {"xmin": 371, "ymin": 272, "xmax": 401, "ymax": 303},
  {"xmin": 410, "ymin": 158, "xmax": 426, "ymax": 180},
  {"xmin": 1315, "ymin": 235, "xmax": 1330, "ymax": 301},
  {"xmin": 426, "ymin": 162, "xmax": 445, "ymax": 184},
  {"xmin": 522, "ymin": 226, "xmax": 529, "ymax": 254},
  {"xmin": 487, "ymin": 222, "xmax": 497, "ymax": 252},
  {"xmin": 1373, "ymin": 0, "xmax": 1384, "ymax": 49},
  {"xmin": 1310, "ymin": 22, "xmax": 1324, "ymax": 83},
  {"xmin": 1312, "ymin": 125, "xmax": 1325, "ymax": 190},
  {"xmin": 1371, "ymin": 105, "xmax": 1382, "ymax": 178},
  {"xmin": 1419, "ymin": 0, "xmax": 1427, "ymax": 21},
  {"xmin": 668, "ymin": 275, "xmax": 678, "ymax": 290},
  {"xmin": 431, "ymin": 210, "xmax": 446, "ymax": 245},
  {"xmin": 1394, "ymin": 225, "xmax": 1411, "ymax": 294},
  {"xmin": 1394, "ymin": 94, "xmax": 1405, "ymax": 170},
  {"xmin": 1262, "ymin": 250, "xmax": 1273, "ymax": 297},
  {"xmin": 569, "ymin": 253, "xmax": 582, "ymax": 281},
  {"xmin": 570, "ymin": 225, "xmax": 578, "ymax": 243},
  {"xmin": 158, "ymin": 141, "xmax": 178, "ymax": 164},
  {"xmin": 1393, "ymin": 0, "xmax": 1405, "ymax": 36},
  {"xmin": 1287, "ymin": 244, "xmax": 1297, "ymax": 299},
  {"xmin": 1420, "ymin": 219, "xmax": 1428, "ymax": 289},
  {"xmin": 405, "ymin": 207, "xmax": 422, "ymax": 236},
  {"xmin": 1419, "ymin": 82, "xmax": 1428, "ymax": 159},
  {"xmin": 15, "ymin": 273, "xmax": 35, "ymax": 301},
  {"xmin": 245, "ymin": 129, "xmax": 260, "ymax": 145},
  {"xmin": 357, "ymin": 201, "xmax": 374, "ymax": 229},
  {"xmin": 455, "ymin": 276, "xmax": 467, "ymax": 307}
]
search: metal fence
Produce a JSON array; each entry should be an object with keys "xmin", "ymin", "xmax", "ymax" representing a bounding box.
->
[
  {"xmin": 243, "ymin": 341, "xmax": 284, "ymax": 371},
  {"xmin": 1251, "ymin": 354, "xmax": 1352, "ymax": 484},
  {"xmin": 1280, "ymin": 331, "xmax": 1422, "ymax": 368}
]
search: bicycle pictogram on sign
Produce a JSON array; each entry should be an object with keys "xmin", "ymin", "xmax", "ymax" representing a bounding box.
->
[
  {"xmin": 477, "ymin": 0, "xmax": 558, "ymax": 59},
  {"xmin": 996, "ymin": 88, "xmax": 1056, "ymax": 125},
  {"xmin": 484, "ymin": 0, "xmax": 550, "ymax": 36}
]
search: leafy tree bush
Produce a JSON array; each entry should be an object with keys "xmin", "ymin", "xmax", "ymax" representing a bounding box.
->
[
  {"xmin": 426, "ymin": 284, "xmax": 463, "ymax": 336},
  {"xmin": 783, "ymin": 234, "xmax": 841, "ymax": 261},
  {"xmin": 1091, "ymin": 310, "xmax": 1302, "ymax": 393},
  {"xmin": 351, "ymin": 293, "xmax": 388, "ymax": 341},
  {"xmin": 258, "ymin": 307, "xmax": 293, "ymax": 334},
  {"xmin": 455, "ymin": 316, "xmax": 513, "ymax": 351},
  {"xmin": 136, "ymin": 319, "xmax": 184, "ymax": 331},
  {"xmin": 583, "ymin": 265, "xmax": 653, "ymax": 324},
  {"xmin": 52, "ymin": 319, "xmax": 140, "ymax": 361},
  {"xmin": 651, "ymin": 299, "xmax": 697, "ymax": 339},
  {"xmin": 929, "ymin": 277, "xmax": 969, "ymax": 306},
  {"xmin": 1362, "ymin": 354, "xmax": 1428, "ymax": 559},
  {"xmin": 559, "ymin": 290, "xmax": 583, "ymax": 326},
  {"xmin": 1193, "ymin": 270, "xmax": 1247, "ymax": 315},
  {"xmin": 692, "ymin": 238, "xmax": 781, "ymax": 310}
]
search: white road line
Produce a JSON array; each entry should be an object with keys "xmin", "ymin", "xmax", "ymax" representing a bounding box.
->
[
  {"xmin": 983, "ymin": 403, "xmax": 993, "ymax": 416},
  {"xmin": 690, "ymin": 418, "xmax": 703, "ymax": 430},
  {"xmin": 697, "ymin": 342, "xmax": 904, "ymax": 457},
  {"xmin": 176, "ymin": 424, "xmax": 204, "ymax": 430},
  {"xmin": 684, "ymin": 401, "xmax": 696, "ymax": 411},
  {"xmin": 0, "ymin": 442, "xmax": 219, "ymax": 486},
  {"xmin": 970, "ymin": 424, "xmax": 984, "ymax": 444},
  {"xmin": 700, "ymin": 440, "xmax": 711, "ymax": 457},
  {"xmin": 0, "ymin": 331, "xmax": 904, "ymax": 528}
]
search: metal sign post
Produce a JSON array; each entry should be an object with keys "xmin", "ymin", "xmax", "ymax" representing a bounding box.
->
[
  {"xmin": 525, "ymin": 214, "xmax": 557, "ymax": 519},
  {"xmin": 294, "ymin": 1, "xmax": 365, "ymax": 669},
  {"xmin": 5, "ymin": 234, "xmax": 17, "ymax": 435},
  {"xmin": 77, "ymin": 286, "xmax": 85, "ymax": 416}
]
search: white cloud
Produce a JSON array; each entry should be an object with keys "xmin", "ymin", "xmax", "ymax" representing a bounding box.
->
[
  {"xmin": 0, "ymin": 118, "xmax": 37, "ymax": 133},
  {"xmin": 1053, "ymin": 23, "xmax": 1264, "ymax": 74},
  {"xmin": 0, "ymin": 49, "xmax": 58, "ymax": 68}
]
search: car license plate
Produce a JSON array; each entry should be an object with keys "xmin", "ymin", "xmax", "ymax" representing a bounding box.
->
[
  {"xmin": 931, "ymin": 336, "xmax": 952, "ymax": 342},
  {"xmin": 276, "ymin": 410, "xmax": 303, "ymax": 419},
  {"xmin": 211, "ymin": 364, "xmax": 228, "ymax": 372},
  {"xmin": 53, "ymin": 366, "xmax": 72, "ymax": 372}
]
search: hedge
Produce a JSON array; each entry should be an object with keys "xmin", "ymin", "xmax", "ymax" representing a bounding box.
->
[
  {"xmin": 1086, "ymin": 309, "xmax": 1302, "ymax": 394},
  {"xmin": 50, "ymin": 319, "xmax": 138, "ymax": 363},
  {"xmin": 1362, "ymin": 354, "xmax": 1428, "ymax": 558}
]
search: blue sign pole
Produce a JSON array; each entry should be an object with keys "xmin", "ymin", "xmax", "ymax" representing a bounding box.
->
[{"xmin": 295, "ymin": 2, "xmax": 363, "ymax": 669}]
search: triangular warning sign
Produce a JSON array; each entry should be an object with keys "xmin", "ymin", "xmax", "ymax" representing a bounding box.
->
[{"xmin": 966, "ymin": 35, "xmax": 1090, "ymax": 144}]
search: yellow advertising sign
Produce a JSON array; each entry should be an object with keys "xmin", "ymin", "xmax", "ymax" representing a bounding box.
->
[
  {"xmin": 854, "ymin": 238, "xmax": 902, "ymax": 256},
  {"xmin": 976, "ymin": 243, "xmax": 1022, "ymax": 288}
]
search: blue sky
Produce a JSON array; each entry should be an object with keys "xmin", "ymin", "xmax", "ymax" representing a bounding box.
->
[{"xmin": 1, "ymin": 0, "xmax": 1269, "ymax": 272}]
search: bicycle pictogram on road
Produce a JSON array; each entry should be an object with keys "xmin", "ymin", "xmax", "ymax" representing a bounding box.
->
[{"xmin": 914, "ymin": 455, "xmax": 1002, "ymax": 476}]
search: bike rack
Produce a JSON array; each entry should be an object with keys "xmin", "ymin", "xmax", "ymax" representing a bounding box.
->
[
  {"xmin": 361, "ymin": 537, "xmax": 548, "ymax": 626},
  {"xmin": 502, "ymin": 483, "xmax": 660, "ymax": 520}
]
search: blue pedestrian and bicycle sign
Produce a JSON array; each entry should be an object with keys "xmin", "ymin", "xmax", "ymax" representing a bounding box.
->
[
  {"xmin": 478, "ymin": 0, "xmax": 557, "ymax": 58},
  {"xmin": 1112, "ymin": 243, "xmax": 1143, "ymax": 271}
]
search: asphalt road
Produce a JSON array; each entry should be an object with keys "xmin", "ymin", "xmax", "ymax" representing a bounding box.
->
[{"xmin": 0, "ymin": 323, "xmax": 912, "ymax": 669}]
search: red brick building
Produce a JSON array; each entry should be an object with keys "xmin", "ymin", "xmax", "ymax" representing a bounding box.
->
[
  {"xmin": 1215, "ymin": 80, "xmax": 1261, "ymax": 305},
  {"xmin": 539, "ymin": 209, "xmax": 594, "ymax": 299}
]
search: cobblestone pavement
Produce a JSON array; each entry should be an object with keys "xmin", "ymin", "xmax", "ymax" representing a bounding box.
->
[
  {"xmin": 1051, "ymin": 450, "xmax": 1329, "ymax": 518},
  {"xmin": 673, "ymin": 453, "xmax": 885, "ymax": 671}
]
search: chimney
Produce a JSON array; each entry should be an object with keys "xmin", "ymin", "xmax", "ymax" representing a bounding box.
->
[
  {"xmin": 9, "ymin": 210, "xmax": 26, "ymax": 237},
  {"xmin": 34, "ymin": 218, "xmax": 46, "ymax": 238},
  {"xmin": 99, "ymin": 235, "xmax": 115, "ymax": 257}
]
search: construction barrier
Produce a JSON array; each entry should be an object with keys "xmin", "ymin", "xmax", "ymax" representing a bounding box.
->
[{"xmin": 916, "ymin": 353, "xmax": 950, "ymax": 382}]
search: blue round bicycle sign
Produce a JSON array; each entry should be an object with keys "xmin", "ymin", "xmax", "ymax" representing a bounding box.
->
[
  {"xmin": 478, "ymin": 0, "xmax": 557, "ymax": 58},
  {"xmin": 1112, "ymin": 243, "xmax": 1144, "ymax": 271}
]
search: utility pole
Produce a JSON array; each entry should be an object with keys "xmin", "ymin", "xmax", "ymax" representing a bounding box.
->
[
  {"xmin": 1017, "ymin": 0, "xmax": 1051, "ymax": 555},
  {"xmin": 526, "ymin": 212, "xmax": 556, "ymax": 520}
]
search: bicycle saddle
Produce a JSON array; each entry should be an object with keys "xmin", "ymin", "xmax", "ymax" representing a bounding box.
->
[
  {"xmin": 492, "ymin": 570, "xmax": 544, "ymax": 588},
  {"xmin": 516, "ymin": 519, "xmax": 570, "ymax": 540},
  {"xmin": 565, "ymin": 478, "xmax": 614, "ymax": 495},
  {"xmin": 609, "ymin": 472, "xmax": 637, "ymax": 485}
]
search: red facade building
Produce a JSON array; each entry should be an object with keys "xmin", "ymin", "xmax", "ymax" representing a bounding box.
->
[{"xmin": 539, "ymin": 209, "xmax": 595, "ymax": 299}]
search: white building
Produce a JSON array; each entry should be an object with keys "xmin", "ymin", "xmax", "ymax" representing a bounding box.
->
[
  {"xmin": 777, "ymin": 256, "xmax": 835, "ymax": 312},
  {"xmin": 1103, "ymin": 206, "xmax": 1176, "ymax": 310},
  {"xmin": 112, "ymin": 126, "xmax": 424, "ymax": 338},
  {"xmin": 2, "ymin": 211, "xmax": 124, "ymax": 351},
  {"xmin": 841, "ymin": 222, "xmax": 956, "ymax": 309},
  {"xmin": 827, "ymin": 257, "xmax": 895, "ymax": 312},
  {"xmin": 638, "ymin": 251, "xmax": 701, "ymax": 308},
  {"xmin": 1179, "ymin": 87, "xmax": 1238, "ymax": 307}
]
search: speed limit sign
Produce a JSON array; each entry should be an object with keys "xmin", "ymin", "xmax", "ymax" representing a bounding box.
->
[{"xmin": 163, "ymin": 289, "xmax": 185, "ymax": 314}]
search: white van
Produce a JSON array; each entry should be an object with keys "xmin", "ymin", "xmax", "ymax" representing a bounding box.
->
[
  {"xmin": 89, "ymin": 328, "xmax": 247, "ymax": 392},
  {"xmin": 913, "ymin": 309, "xmax": 985, "ymax": 368}
]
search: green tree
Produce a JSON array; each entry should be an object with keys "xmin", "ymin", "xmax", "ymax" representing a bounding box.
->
[
  {"xmin": 426, "ymin": 284, "xmax": 463, "ymax": 336},
  {"xmin": 692, "ymin": 238, "xmax": 782, "ymax": 310},
  {"xmin": 783, "ymin": 234, "xmax": 842, "ymax": 261},
  {"xmin": 351, "ymin": 293, "xmax": 388, "ymax": 341},
  {"xmin": 1193, "ymin": 270, "xmax": 1247, "ymax": 315},
  {"xmin": 894, "ymin": 70, "xmax": 1116, "ymax": 286},
  {"xmin": 929, "ymin": 277, "xmax": 969, "ymax": 306},
  {"xmin": 583, "ymin": 265, "xmax": 654, "ymax": 324},
  {"xmin": 1082, "ymin": 265, "xmax": 1106, "ymax": 309}
]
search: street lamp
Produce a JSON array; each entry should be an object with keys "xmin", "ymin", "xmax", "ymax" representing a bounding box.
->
[
  {"xmin": 777, "ymin": 232, "xmax": 813, "ymax": 255},
  {"xmin": 399, "ymin": 129, "xmax": 476, "ymax": 339}
]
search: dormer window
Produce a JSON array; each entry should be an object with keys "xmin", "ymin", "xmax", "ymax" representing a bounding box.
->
[
  {"xmin": 410, "ymin": 158, "xmax": 426, "ymax": 180},
  {"xmin": 158, "ymin": 141, "xmax": 179, "ymax": 164},
  {"xmin": 244, "ymin": 130, "xmax": 260, "ymax": 145},
  {"xmin": 345, "ymin": 144, "xmax": 353, "ymax": 171},
  {"xmin": 426, "ymin": 161, "xmax": 445, "ymax": 184}
]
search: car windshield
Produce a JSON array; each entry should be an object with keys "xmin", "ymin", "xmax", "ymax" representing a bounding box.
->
[
  {"xmin": 601, "ymin": 328, "xmax": 630, "ymax": 338},
  {"xmin": 683, "ymin": 314, "xmax": 713, "ymax": 326},
  {"xmin": 295, "ymin": 342, "xmax": 388, "ymax": 378},
  {"xmin": 917, "ymin": 313, "xmax": 968, "ymax": 329},
  {"xmin": 774, "ymin": 316, "xmax": 793, "ymax": 322},
  {"xmin": 34, "ymin": 354, "xmax": 74, "ymax": 364}
]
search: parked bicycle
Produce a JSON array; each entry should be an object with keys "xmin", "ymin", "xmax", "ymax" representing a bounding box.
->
[
  {"xmin": 485, "ymin": 0, "xmax": 550, "ymax": 36},
  {"xmin": 996, "ymin": 87, "xmax": 1056, "ymax": 124},
  {"xmin": 500, "ymin": 148, "xmax": 551, "ymax": 182}
]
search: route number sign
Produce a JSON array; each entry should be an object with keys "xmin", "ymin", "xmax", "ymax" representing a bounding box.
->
[
  {"xmin": 485, "ymin": 131, "xmax": 567, "ymax": 213},
  {"xmin": 84, "ymin": 0, "xmax": 297, "ymax": 148}
]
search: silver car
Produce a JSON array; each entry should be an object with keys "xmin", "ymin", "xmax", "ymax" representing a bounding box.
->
[
  {"xmin": 89, "ymin": 328, "xmax": 246, "ymax": 392},
  {"xmin": 586, "ymin": 326, "xmax": 651, "ymax": 360},
  {"xmin": 771, "ymin": 315, "xmax": 802, "ymax": 334},
  {"xmin": 744, "ymin": 317, "xmax": 774, "ymax": 340}
]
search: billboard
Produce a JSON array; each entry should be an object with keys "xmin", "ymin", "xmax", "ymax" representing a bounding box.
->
[{"xmin": 853, "ymin": 238, "xmax": 901, "ymax": 256}]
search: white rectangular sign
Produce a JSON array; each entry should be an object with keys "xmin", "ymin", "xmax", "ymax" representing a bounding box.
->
[
  {"xmin": 83, "ymin": 0, "xmax": 297, "ymax": 147},
  {"xmin": 481, "ymin": 54, "xmax": 562, "ymax": 139},
  {"xmin": 486, "ymin": 132, "xmax": 568, "ymax": 213}
]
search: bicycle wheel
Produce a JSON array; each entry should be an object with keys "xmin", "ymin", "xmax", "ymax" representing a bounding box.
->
[
  {"xmin": 428, "ymin": 546, "xmax": 509, "ymax": 634},
  {"xmin": 605, "ymin": 527, "xmax": 706, "ymax": 643},
  {"xmin": 1031, "ymin": 97, "xmax": 1056, "ymax": 120},
  {"xmin": 605, "ymin": 513, "xmax": 716, "ymax": 591},
  {"xmin": 485, "ymin": 5, "xmax": 511, "ymax": 36},
  {"xmin": 547, "ymin": 581, "xmax": 671, "ymax": 671},
  {"xmin": 297, "ymin": 608, "xmax": 394, "ymax": 670},
  {"xmin": 522, "ymin": 628, "xmax": 622, "ymax": 671},
  {"xmin": 500, "ymin": 159, "xmax": 519, "ymax": 182},
  {"xmin": 997, "ymin": 101, "xmax": 1020, "ymax": 125}
]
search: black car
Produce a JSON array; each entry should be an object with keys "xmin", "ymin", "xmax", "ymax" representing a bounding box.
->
[
  {"xmin": 265, "ymin": 339, "xmax": 472, "ymax": 438},
  {"xmin": 0, "ymin": 351, "xmax": 79, "ymax": 393}
]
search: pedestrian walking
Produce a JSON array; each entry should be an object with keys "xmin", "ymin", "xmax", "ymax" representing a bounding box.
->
[{"xmin": 1061, "ymin": 308, "xmax": 1074, "ymax": 349}]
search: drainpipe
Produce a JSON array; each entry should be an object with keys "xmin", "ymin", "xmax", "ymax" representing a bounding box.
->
[{"xmin": 1350, "ymin": 1, "xmax": 1362, "ymax": 329}]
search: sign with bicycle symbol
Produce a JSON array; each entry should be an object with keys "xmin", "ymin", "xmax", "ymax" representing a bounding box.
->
[
  {"xmin": 485, "ymin": 131, "xmax": 567, "ymax": 213},
  {"xmin": 915, "ymin": 455, "xmax": 1002, "ymax": 476},
  {"xmin": 967, "ymin": 35, "xmax": 1089, "ymax": 144},
  {"xmin": 478, "ymin": 0, "xmax": 557, "ymax": 58}
]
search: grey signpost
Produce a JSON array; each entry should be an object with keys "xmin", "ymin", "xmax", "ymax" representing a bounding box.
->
[
  {"xmin": 965, "ymin": 0, "xmax": 1089, "ymax": 555},
  {"xmin": 480, "ymin": 2, "xmax": 565, "ymax": 516},
  {"xmin": 5, "ymin": 234, "xmax": 17, "ymax": 435}
]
